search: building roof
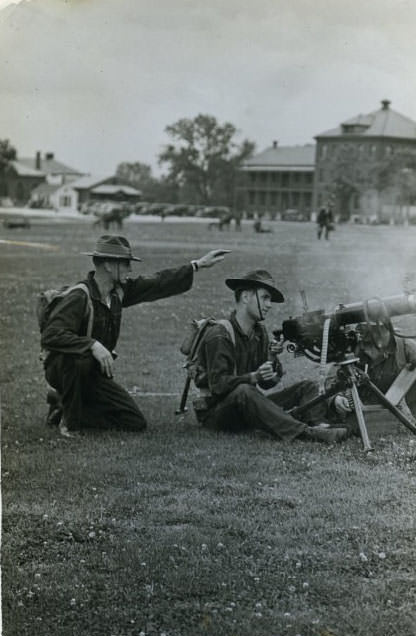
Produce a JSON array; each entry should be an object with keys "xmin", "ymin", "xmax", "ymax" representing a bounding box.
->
[
  {"xmin": 9, "ymin": 160, "xmax": 45, "ymax": 178},
  {"xmin": 316, "ymin": 100, "xmax": 416, "ymax": 139},
  {"xmin": 91, "ymin": 184, "xmax": 142, "ymax": 196},
  {"xmin": 70, "ymin": 175, "xmax": 111, "ymax": 190},
  {"xmin": 19, "ymin": 156, "xmax": 84, "ymax": 176},
  {"xmin": 241, "ymin": 144, "xmax": 315, "ymax": 171},
  {"xmin": 31, "ymin": 182, "xmax": 61, "ymax": 196}
]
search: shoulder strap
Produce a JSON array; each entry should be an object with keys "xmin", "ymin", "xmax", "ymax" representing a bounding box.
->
[
  {"xmin": 217, "ymin": 319, "xmax": 236, "ymax": 347},
  {"xmin": 68, "ymin": 283, "xmax": 94, "ymax": 338},
  {"xmin": 217, "ymin": 319, "xmax": 236, "ymax": 375}
]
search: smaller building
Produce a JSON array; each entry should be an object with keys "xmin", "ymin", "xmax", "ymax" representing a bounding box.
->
[
  {"xmin": 239, "ymin": 142, "xmax": 315, "ymax": 218},
  {"xmin": 30, "ymin": 180, "xmax": 82, "ymax": 211},
  {"xmin": 1, "ymin": 151, "xmax": 85, "ymax": 207},
  {"xmin": 19, "ymin": 152, "xmax": 84, "ymax": 186},
  {"xmin": 90, "ymin": 184, "xmax": 141, "ymax": 202},
  {"xmin": 0, "ymin": 160, "xmax": 45, "ymax": 206},
  {"xmin": 71, "ymin": 175, "xmax": 141, "ymax": 211}
]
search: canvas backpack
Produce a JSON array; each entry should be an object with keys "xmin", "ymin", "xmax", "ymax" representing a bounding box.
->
[
  {"xmin": 36, "ymin": 283, "xmax": 94, "ymax": 338},
  {"xmin": 176, "ymin": 317, "xmax": 236, "ymax": 414},
  {"xmin": 180, "ymin": 317, "xmax": 236, "ymax": 378}
]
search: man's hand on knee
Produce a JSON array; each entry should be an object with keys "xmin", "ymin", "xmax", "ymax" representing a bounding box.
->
[{"xmin": 91, "ymin": 341, "xmax": 114, "ymax": 378}]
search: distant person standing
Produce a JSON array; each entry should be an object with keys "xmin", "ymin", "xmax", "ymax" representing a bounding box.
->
[{"xmin": 317, "ymin": 206, "xmax": 334, "ymax": 240}]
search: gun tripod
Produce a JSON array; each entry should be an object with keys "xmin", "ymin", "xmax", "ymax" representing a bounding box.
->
[{"xmin": 289, "ymin": 355, "xmax": 416, "ymax": 452}]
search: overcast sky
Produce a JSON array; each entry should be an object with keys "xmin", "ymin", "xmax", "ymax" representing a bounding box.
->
[{"xmin": 1, "ymin": 0, "xmax": 416, "ymax": 176}]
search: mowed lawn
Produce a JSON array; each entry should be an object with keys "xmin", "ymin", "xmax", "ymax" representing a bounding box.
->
[{"xmin": 2, "ymin": 218, "xmax": 416, "ymax": 636}]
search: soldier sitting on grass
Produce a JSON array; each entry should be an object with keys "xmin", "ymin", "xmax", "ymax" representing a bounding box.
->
[
  {"xmin": 192, "ymin": 269, "xmax": 349, "ymax": 443},
  {"xmin": 43, "ymin": 234, "xmax": 228, "ymax": 437}
]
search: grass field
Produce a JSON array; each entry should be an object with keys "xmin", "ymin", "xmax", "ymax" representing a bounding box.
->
[{"xmin": 2, "ymin": 218, "xmax": 416, "ymax": 636}]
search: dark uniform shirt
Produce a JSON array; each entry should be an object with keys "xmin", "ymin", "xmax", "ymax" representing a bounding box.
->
[
  {"xmin": 195, "ymin": 311, "xmax": 280, "ymax": 402},
  {"xmin": 41, "ymin": 264, "xmax": 194, "ymax": 357},
  {"xmin": 357, "ymin": 336, "xmax": 416, "ymax": 402}
]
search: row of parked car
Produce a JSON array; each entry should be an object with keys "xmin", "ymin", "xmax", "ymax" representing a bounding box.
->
[{"xmin": 79, "ymin": 200, "xmax": 232, "ymax": 218}]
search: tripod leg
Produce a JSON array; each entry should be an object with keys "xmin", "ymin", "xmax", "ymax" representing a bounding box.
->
[{"xmin": 349, "ymin": 382, "xmax": 373, "ymax": 452}]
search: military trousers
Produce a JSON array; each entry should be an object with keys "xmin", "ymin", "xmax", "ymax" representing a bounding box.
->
[
  {"xmin": 45, "ymin": 352, "xmax": 147, "ymax": 432},
  {"xmin": 201, "ymin": 380, "xmax": 328, "ymax": 441}
]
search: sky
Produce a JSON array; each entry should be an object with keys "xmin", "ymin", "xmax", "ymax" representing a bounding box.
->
[{"xmin": 1, "ymin": 0, "xmax": 416, "ymax": 177}]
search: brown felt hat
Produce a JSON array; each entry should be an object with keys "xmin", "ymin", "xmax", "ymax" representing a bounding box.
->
[
  {"xmin": 225, "ymin": 269, "xmax": 284, "ymax": 303},
  {"xmin": 82, "ymin": 235, "xmax": 142, "ymax": 261}
]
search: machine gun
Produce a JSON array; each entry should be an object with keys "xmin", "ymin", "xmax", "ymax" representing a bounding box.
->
[
  {"xmin": 274, "ymin": 294, "xmax": 416, "ymax": 363},
  {"xmin": 273, "ymin": 293, "xmax": 416, "ymax": 451}
]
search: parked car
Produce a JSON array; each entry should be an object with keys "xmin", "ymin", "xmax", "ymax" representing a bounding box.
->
[
  {"xmin": 281, "ymin": 209, "xmax": 309, "ymax": 222},
  {"xmin": 3, "ymin": 216, "xmax": 31, "ymax": 229}
]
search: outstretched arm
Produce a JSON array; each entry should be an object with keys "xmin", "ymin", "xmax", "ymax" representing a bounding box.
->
[
  {"xmin": 191, "ymin": 249, "xmax": 231, "ymax": 271},
  {"xmin": 123, "ymin": 250, "xmax": 231, "ymax": 307}
]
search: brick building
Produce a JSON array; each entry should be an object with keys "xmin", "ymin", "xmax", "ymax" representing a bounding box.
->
[{"xmin": 313, "ymin": 100, "xmax": 416, "ymax": 221}]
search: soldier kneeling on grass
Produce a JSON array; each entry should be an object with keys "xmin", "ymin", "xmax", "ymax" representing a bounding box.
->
[
  {"xmin": 42, "ymin": 234, "xmax": 229, "ymax": 437},
  {"xmin": 192, "ymin": 269, "xmax": 350, "ymax": 443}
]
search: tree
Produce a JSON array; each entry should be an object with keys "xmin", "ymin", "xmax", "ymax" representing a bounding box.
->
[
  {"xmin": 158, "ymin": 114, "xmax": 255, "ymax": 207},
  {"xmin": 0, "ymin": 139, "xmax": 17, "ymax": 197},
  {"xmin": 115, "ymin": 161, "xmax": 180, "ymax": 203},
  {"xmin": 0, "ymin": 139, "xmax": 17, "ymax": 174},
  {"xmin": 370, "ymin": 148, "xmax": 416, "ymax": 205},
  {"xmin": 115, "ymin": 161, "xmax": 158, "ymax": 199}
]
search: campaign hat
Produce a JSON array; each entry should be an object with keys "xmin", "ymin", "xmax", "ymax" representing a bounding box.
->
[
  {"xmin": 225, "ymin": 269, "xmax": 284, "ymax": 303},
  {"xmin": 82, "ymin": 235, "xmax": 142, "ymax": 261}
]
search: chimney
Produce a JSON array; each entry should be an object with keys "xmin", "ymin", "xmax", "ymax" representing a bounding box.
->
[
  {"xmin": 273, "ymin": 140, "xmax": 278, "ymax": 149},
  {"xmin": 381, "ymin": 99, "xmax": 391, "ymax": 110},
  {"xmin": 45, "ymin": 152, "xmax": 54, "ymax": 160},
  {"xmin": 35, "ymin": 151, "xmax": 41, "ymax": 170}
]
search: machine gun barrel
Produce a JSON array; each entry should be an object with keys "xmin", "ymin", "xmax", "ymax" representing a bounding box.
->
[{"xmin": 331, "ymin": 294, "xmax": 416, "ymax": 327}]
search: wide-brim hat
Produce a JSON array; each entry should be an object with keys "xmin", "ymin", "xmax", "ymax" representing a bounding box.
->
[
  {"xmin": 82, "ymin": 235, "xmax": 142, "ymax": 261},
  {"xmin": 225, "ymin": 269, "xmax": 284, "ymax": 303}
]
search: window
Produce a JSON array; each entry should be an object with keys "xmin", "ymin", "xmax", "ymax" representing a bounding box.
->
[
  {"xmin": 250, "ymin": 172, "xmax": 257, "ymax": 183},
  {"xmin": 60, "ymin": 195, "xmax": 72, "ymax": 207},
  {"xmin": 249, "ymin": 190, "xmax": 255, "ymax": 205},
  {"xmin": 321, "ymin": 144, "xmax": 327, "ymax": 159}
]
